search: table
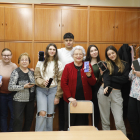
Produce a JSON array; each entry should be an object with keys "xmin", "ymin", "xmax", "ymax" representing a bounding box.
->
[{"xmin": 0, "ymin": 130, "xmax": 128, "ymax": 140}]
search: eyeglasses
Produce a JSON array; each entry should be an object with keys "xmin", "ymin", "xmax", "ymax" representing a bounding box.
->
[
  {"xmin": 74, "ymin": 53, "xmax": 83, "ymax": 56},
  {"xmin": 20, "ymin": 59, "xmax": 29, "ymax": 62},
  {"xmin": 2, "ymin": 55, "xmax": 12, "ymax": 58}
]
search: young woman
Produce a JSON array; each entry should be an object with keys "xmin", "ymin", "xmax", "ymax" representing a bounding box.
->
[
  {"xmin": 8, "ymin": 53, "xmax": 35, "ymax": 131},
  {"xmin": 98, "ymin": 45, "xmax": 129, "ymax": 135},
  {"xmin": 34, "ymin": 43, "xmax": 63, "ymax": 131},
  {"xmin": 128, "ymin": 59, "xmax": 140, "ymax": 140},
  {"xmin": 85, "ymin": 45, "xmax": 102, "ymax": 128},
  {"xmin": 0, "ymin": 48, "xmax": 17, "ymax": 132}
]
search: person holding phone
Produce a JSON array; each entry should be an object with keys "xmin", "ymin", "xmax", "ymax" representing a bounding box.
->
[
  {"xmin": 127, "ymin": 60, "xmax": 140, "ymax": 140},
  {"xmin": 34, "ymin": 43, "xmax": 63, "ymax": 131},
  {"xmin": 8, "ymin": 53, "xmax": 35, "ymax": 131},
  {"xmin": 61, "ymin": 45, "xmax": 96, "ymax": 130},
  {"xmin": 98, "ymin": 45, "xmax": 129, "ymax": 135},
  {"xmin": 0, "ymin": 48, "xmax": 17, "ymax": 132},
  {"xmin": 85, "ymin": 45, "xmax": 102, "ymax": 128}
]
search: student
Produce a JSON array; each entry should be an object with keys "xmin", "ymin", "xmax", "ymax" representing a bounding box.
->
[
  {"xmin": 0, "ymin": 48, "xmax": 17, "ymax": 132},
  {"xmin": 35, "ymin": 43, "xmax": 63, "ymax": 131},
  {"xmin": 85, "ymin": 45, "xmax": 102, "ymax": 128},
  {"xmin": 37, "ymin": 32, "xmax": 75, "ymax": 131},
  {"xmin": 98, "ymin": 45, "xmax": 129, "ymax": 135},
  {"xmin": 8, "ymin": 53, "xmax": 35, "ymax": 132},
  {"xmin": 128, "ymin": 60, "xmax": 140, "ymax": 140}
]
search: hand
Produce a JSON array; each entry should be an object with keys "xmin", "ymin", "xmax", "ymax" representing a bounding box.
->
[
  {"xmin": 54, "ymin": 98, "xmax": 60, "ymax": 105},
  {"xmin": 43, "ymin": 80, "xmax": 49, "ymax": 87},
  {"xmin": 30, "ymin": 68, "xmax": 34, "ymax": 71},
  {"xmin": 135, "ymin": 71, "xmax": 140, "ymax": 77},
  {"xmin": 99, "ymin": 68, "xmax": 103, "ymax": 75},
  {"xmin": 0, "ymin": 81, "xmax": 2, "ymax": 87},
  {"xmin": 68, "ymin": 97, "xmax": 77, "ymax": 107},
  {"xmin": 104, "ymin": 87, "xmax": 108, "ymax": 94},
  {"xmin": 24, "ymin": 83, "xmax": 34, "ymax": 89},
  {"xmin": 85, "ymin": 66, "xmax": 92, "ymax": 77},
  {"xmin": 131, "ymin": 64, "xmax": 134, "ymax": 70}
]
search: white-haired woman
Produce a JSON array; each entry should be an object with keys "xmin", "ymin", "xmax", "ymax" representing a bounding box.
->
[{"xmin": 61, "ymin": 45, "xmax": 96, "ymax": 130}]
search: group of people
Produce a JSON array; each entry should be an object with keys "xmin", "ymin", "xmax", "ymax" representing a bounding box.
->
[{"xmin": 0, "ymin": 32, "xmax": 140, "ymax": 140}]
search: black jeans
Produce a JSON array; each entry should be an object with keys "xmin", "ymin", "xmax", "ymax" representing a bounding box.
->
[
  {"xmin": 91, "ymin": 83, "xmax": 101, "ymax": 128},
  {"xmin": 13, "ymin": 100, "xmax": 34, "ymax": 132},
  {"xmin": 127, "ymin": 97, "xmax": 140, "ymax": 140},
  {"xmin": 64, "ymin": 101, "xmax": 88, "ymax": 131},
  {"xmin": 58, "ymin": 98, "xmax": 65, "ymax": 130}
]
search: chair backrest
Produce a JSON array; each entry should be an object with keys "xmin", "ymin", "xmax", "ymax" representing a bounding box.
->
[{"xmin": 68, "ymin": 100, "xmax": 94, "ymax": 129}]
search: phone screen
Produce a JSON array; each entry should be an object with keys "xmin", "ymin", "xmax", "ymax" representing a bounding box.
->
[
  {"xmin": 132, "ymin": 60, "xmax": 140, "ymax": 71},
  {"xmin": 104, "ymin": 86, "xmax": 113, "ymax": 97},
  {"xmin": 39, "ymin": 51, "xmax": 44, "ymax": 61},
  {"xmin": 97, "ymin": 61, "xmax": 107, "ymax": 72},
  {"xmin": 46, "ymin": 78, "xmax": 53, "ymax": 88},
  {"xmin": 0, "ymin": 75, "xmax": 3, "ymax": 83},
  {"xmin": 84, "ymin": 61, "xmax": 89, "ymax": 72}
]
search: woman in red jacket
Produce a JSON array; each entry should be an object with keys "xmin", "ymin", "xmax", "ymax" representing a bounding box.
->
[{"xmin": 61, "ymin": 45, "xmax": 96, "ymax": 131}]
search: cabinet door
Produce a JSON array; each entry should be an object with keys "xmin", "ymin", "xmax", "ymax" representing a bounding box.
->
[
  {"xmin": 5, "ymin": 43, "xmax": 33, "ymax": 68},
  {"xmin": 125, "ymin": 10, "xmax": 139, "ymax": 43},
  {"xmin": 0, "ymin": 7, "xmax": 4, "ymax": 40},
  {"xmin": 0, "ymin": 42, "xmax": 4, "ymax": 59},
  {"xmin": 5, "ymin": 7, "xmax": 32, "ymax": 40},
  {"xmin": 115, "ymin": 11, "xmax": 125, "ymax": 42},
  {"xmin": 34, "ymin": 43, "xmax": 61, "ymax": 68},
  {"xmin": 90, "ymin": 9, "xmax": 115, "ymax": 42},
  {"xmin": 34, "ymin": 8, "xmax": 61, "ymax": 41},
  {"xmin": 62, "ymin": 8, "xmax": 88, "ymax": 41}
]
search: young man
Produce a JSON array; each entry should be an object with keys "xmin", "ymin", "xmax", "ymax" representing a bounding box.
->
[{"xmin": 36, "ymin": 32, "xmax": 75, "ymax": 131}]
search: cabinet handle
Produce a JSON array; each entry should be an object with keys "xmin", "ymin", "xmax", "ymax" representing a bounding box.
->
[
  {"xmin": 116, "ymin": 26, "xmax": 118, "ymax": 28},
  {"xmin": 5, "ymin": 23, "xmax": 7, "ymax": 26},
  {"xmin": 113, "ymin": 26, "xmax": 115, "ymax": 28},
  {"xmin": 59, "ymin": 24, "xmax": 60, "ymax": 27},
  {"xmin": 2, "ymin": 23, "xmax": 3, "ymax": 25},
  {"xmin": 62, "ymin": 24, "xmax": 64, "ymax": 27}
]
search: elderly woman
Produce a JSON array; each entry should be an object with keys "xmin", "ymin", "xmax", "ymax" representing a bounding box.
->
[
  {"xmin": 61, "ymin": 45, "xmax": 96, "ymax": 131},
  {"xmin": 8, "ymin": 53, "xmax": 35, "ymax": 132}
]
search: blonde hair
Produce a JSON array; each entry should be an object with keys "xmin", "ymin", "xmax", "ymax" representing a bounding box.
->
[{"xmin": 18, "ymin": 53, "xmax": 31, "ymax": 64}]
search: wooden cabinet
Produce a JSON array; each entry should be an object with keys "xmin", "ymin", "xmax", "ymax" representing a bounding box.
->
[
  {"xmin": 0, "ymin": 5, "xmax": 33, "ymax": 41},
  {"xmin": 90, "ymin": 7, "xmax": 139, "ymax": 43},
  {"xmin": 34, "ymin": 6, "xmax": 88, "ymax": 42},
  {"xmin": 5, "ymin": 43, "xmax": 33, "ymax": 68},
  {"xmin": 0, "ymin": 7, "xmax": 4, "ymax": 40},
  {"xmin": 0, "ymin": 42, "xmax": 4, "ymax": 59}
]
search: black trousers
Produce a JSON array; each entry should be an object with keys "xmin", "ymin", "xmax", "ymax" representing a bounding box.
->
[
  {"xmin": 58, "ymin": 98, "xmax": 65, "ymax": 130},
  {"xmin": 127, "ymin": 97, "xmax": 140, "ymax": 140},
  {"xmin": 13, "ymin": 100, "xmax": 34, "ymax": 132},
  {"xmin": 64, "ymin": 101, "xmax": 88, "ymax": 131},
  {"xmin": 91, "ymin": 83, "xmax": 101, "ymax": 128}
]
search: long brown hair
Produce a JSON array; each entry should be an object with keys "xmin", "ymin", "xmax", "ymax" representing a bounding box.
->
[
  {"xmin": 105, "ymin": 45, "xmax": 124, "ymax": 75},
  {"xmin": 43, "ymin": 43, "xmax": 59, "ymax": 82}
]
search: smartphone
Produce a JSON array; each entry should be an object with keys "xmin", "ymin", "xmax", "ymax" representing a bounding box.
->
[
  {"xmin": 97, "ymin": 61, "xmax": 107, "ymax": 72},
  {"xmin": 39, "ymin": 51, "xmax": 44, "ymax": 61},
  {"xmin": 46, "ymin": 78, "xmax": 53, "ymax": 88},
  {"xmin": 84, "ymin": 61, "xmax": 89, "ymax": 72},
  {"xmin": 29, "ymin": 83, "xmax": 35, "ymax": 85},
  {"xmin": 132, "ymin": 60, "xmax": 140, "ymax": 71},
  {"xmin": 0, "ymin": 75, "xmax": 2, "ymax": 83},
  {"xmin": 104, "ymin": 86, "xmax": 113, "ymax": 97}
]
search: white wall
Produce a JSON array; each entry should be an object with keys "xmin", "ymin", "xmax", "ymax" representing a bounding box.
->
[{"xmin": 0, "ymin": 0, "xmax": 140, "ymax": 7}]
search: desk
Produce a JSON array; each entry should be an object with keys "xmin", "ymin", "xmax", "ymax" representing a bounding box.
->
[{"xmin": 0, "ymin": 130, "xmax": 128, "ymax": 140}]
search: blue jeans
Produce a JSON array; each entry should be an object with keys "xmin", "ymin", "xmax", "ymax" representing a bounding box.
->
[
  {"xmin": 0, "ymin": 93, "xmax": 14, "ymax": 132},
  {"xmin": 35, "ymin": 86, "xmax": 57, "ymax": 131}
]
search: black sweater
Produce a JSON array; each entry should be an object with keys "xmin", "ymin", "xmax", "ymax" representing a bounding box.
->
[{"xmin": 103, "ymin": 61, "xmax": 129, "ymax": 89}]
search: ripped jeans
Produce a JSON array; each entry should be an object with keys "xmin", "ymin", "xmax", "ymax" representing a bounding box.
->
[{"xmin": 35, "ymin": 86, "xmax": 57, "ymax": 131}]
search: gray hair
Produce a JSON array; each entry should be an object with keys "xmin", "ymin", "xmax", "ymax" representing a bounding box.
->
[{"xmin": 71, "ymin": 45, "xmax": 86, "ymax": 57}]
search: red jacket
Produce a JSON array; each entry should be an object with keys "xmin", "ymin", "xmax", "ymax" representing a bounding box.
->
[{"xmin": 61, "ymin": 62, "xmax": 96, "ymax": 103}]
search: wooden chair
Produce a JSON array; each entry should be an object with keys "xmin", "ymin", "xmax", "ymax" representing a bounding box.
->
[{"xmin": 68, "ymin": 100, "xmax": 97, "ymax": 131}]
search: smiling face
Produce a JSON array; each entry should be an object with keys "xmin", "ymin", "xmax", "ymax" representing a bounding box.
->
[
  {"xmin": 2, "ymin": 50, "xmax": 12, "ymax": 64},
  {"xmin": 73, "ymin": 49, "xmax": 83, "ymax": 63},
  {"xmin": 48, "ymin": 45, "xmax": 56, "ymax": 57},
  {"xmin": 90, "ymin": 46, "xmax": 99, "ymax": 59},
  {"xmin": 107, "ymin": 49, "xmax": 117, "ymax": 62},
  {"xmin": 19, "ymin": 55, "xmax": 29, "ymax": 68}
]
